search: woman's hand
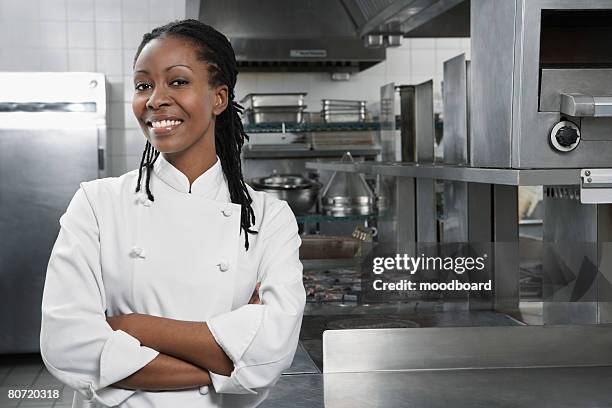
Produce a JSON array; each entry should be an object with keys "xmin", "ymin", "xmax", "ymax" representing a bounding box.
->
[{"xmin": 248, "ymin": 282, "xmax": 261, "ymax": 305}]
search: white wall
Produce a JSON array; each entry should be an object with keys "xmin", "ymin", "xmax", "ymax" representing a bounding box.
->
[
  {"xmin": 0, "ymin": 0, "xmax": 186, "ymax": 177},
  {"xmin": 0, "ymin": 0, "xmax": 469, "ymax": 177}
]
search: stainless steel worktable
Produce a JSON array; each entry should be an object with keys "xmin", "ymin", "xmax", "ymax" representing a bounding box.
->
[{"xmin": 264, "ymin": 366, "xmax": 612, "ymax": 407}]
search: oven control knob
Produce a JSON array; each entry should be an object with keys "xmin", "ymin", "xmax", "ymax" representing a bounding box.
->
[{"xmin": 550, "ymin": 121, "xmax": 580, "ymax": 152}]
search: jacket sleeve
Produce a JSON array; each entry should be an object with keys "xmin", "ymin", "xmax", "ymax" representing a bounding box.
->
[
  {"xmin": 40, "ymin": 185, "xmax": 159, "ymax": 407},
  {"xmin": 206, "ymin": 200, "xmax": 306, "ymax": 395}
]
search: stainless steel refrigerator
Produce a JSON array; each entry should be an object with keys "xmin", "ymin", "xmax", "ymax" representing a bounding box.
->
[{"xmin": 0, "ymin": 72, "xmax": 107, "ymax": 353}]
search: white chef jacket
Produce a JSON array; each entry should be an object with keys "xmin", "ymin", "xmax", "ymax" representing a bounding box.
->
[{"xmin": 40, "ymin": 154, "xmax": 306, "ymax": 408}]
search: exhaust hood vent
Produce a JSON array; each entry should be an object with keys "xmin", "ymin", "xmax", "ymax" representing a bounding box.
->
[
  {"xmin": 192, "ymin": 0, "xmax": 386, "ymax": 72},
  {"xmin": 342, "ymin": 0, "xmax": 470, "ymax": 38}
]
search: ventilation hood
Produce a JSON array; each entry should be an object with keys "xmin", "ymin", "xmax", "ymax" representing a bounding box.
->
[{"xmin": 187, "ymin": 0, "xmax": 385, "ymax": 72}]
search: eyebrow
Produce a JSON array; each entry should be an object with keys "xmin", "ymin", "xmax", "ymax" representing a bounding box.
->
[{"xmin": 134, "ymin": 64, "xmax": 193, "ymax": 74}]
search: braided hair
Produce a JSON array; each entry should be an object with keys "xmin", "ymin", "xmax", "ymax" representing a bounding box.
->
[{"xmin": 133, "ymin": 19, "xmax": 257, "ymax": 250}]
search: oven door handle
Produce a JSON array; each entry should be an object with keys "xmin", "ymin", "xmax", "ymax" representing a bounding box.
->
[{"xmin": 560, "ymin": 93, "xmax": 612, "ymax": 117}]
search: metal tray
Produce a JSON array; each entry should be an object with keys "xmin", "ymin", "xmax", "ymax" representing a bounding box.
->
[
  {"xmin": 322, "ymin": 99, "xmax": 366, "ymax": 109},
  {"xmin": 241, "ymin": 93, "xmax": 307, "ymax": 108},
  {"xmin": 246, "ymin": 106, "xmax": 306, "ymax": 124},
  {"xmin": 322, "ymin": 111, "xmax": 366, "ymax": 123}
]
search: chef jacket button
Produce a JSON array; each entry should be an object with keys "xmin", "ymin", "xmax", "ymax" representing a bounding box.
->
[
  {"xmin": 199, "ymin": 385, "xmax": 209, "ymax": 395},
  {"xmin": 218, "ymin": 260, "xmax": 230, "ymax": 272},
  {"xmin": 222, "ymin": 208, "xmax": 232, "ymax": 217},
  {"xmin": 130, "ymin": 246, "xmax": 146, "ymax": 258}
]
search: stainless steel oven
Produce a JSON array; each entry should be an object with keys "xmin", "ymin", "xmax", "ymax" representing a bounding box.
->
[{"xmin": 470, "ymin": 0, "xmax": 612, "ymax": 168}]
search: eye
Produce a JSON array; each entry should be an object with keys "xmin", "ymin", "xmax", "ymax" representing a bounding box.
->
[
  {"xmin": 170, "ymin": 79, "xmax": 189, "ymax": 87},
  {"xmin": 134, "ymin": 82, "xmax": 151, "ymax": 92}
]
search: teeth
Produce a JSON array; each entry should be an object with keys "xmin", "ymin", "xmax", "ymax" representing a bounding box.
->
[{"xmin": 150, "ymin": 119, "xmax": 182, "ymax": 128}]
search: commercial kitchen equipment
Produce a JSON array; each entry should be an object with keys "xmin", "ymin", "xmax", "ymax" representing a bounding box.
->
[
  {"xmin": 321, "ymin": 99, "xmax": 367, "ymax": 123},
  {"xmin": 0, "ymin": 72, "xmax": 107, "ymax": 353},
  {"xmin": 321, "ymin": 153, "xmax": 376, "ymax": 216},
  {"xmin": 241, "ymin": 93, "xmax": 307, "ymax": 124},
  {"xmin": 191, "ymin": 0, "xmax": 385, "ymax": 72},
  {"xmin": 249, "ymin": 173, "xmax": 321, "ymax": 214},
  {"xmin": 471, "ymin": 0, "xmax": 612, "ymax": 168}
]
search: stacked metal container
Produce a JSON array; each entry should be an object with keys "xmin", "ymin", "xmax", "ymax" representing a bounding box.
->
[
  {"xmin": 321, "ymin": 99, "xmax": 367, "ymax": 123},
  {"xmin": 241, "ymin": 93, "xmax": 307, "ymax": 124}
]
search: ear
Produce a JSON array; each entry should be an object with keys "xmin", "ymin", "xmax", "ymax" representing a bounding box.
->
[{"xmin": 212, "ymin": 85, "xmax": 229, "ymax": 116}]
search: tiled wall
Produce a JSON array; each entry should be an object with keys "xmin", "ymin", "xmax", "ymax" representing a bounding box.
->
[
  {"xmin": 0, "ymin": 0, "xmax": 186, "ymax": 177},
  {"xmin": 0, "ymin": 0, "xmax": 468, "ymax": 177}
]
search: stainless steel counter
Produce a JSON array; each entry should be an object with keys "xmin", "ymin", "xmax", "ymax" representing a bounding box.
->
[
  {"xmin": 306, "ymin": 161, "xmax": 582, "ymax": 186},
  {"xmin": 265, "ymin": 366, "xmax": 612, "ymax": 408},
  {"xmin": 283, "ymin": 342, "xmax": 320, "ymax": 375}
]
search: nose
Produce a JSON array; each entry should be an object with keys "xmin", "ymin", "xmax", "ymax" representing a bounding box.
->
[{"xmin": 146, "ymin": 85, "xmax": 171, "ymax": 109}]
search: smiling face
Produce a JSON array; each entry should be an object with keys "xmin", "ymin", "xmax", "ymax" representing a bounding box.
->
[{"xmin": 132, "ymin": 35, "xmax": 228, "ymax": 167}]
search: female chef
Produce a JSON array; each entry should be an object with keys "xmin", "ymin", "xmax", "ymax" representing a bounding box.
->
[{"xmin": 40, "ymin": 19, "xmax": 306, "ymax": 407}]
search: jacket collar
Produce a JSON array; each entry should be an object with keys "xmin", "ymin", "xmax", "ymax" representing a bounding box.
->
[{"xmin": 152, "ymin": 153, "xmax": 226, "ymax": 200}]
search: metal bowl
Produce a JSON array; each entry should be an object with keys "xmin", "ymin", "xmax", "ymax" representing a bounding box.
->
[{"xmin": 250, "ymin": 174, "xmax": 321, "ymax": 214}]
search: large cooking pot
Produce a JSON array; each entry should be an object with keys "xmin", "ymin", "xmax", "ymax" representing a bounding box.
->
[{"xmin": 249, "ymin": 174, "xmax": 320, "ymax": 214}]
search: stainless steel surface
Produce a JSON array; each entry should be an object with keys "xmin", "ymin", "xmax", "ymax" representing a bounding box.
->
[
  {"xmin": 379, "ymin": 83, "xmax": 397, "ymax": 161},
  {"xmin": 240, "ymin": 93, "xmax": 306, "ymax": 108},
  {"xmin": 283, "ymin": 342, "xmax": 320, "ymax": 375},
  {"xmin": 262, "ymin": 374, "xmax": 323, "ymax": 408},
  {"xmin": 320, "ymin": 153, "xmax": 375, "ymax": 216},
  {"xmin": 394, "ymin": 177, "xmax": 416, "ymax": 253},
  {"xmin": 416, "ymin": 178, "xmax": 437, "ymax": 242},
  {"xmin": 0, "ymin": 72, "xmax": 107, "ymax": 353},
  {"xmin": 342, "ymin": 0, "xmax": 469, "ymax": 38},
  {"xmin": 543, "ymin": 187, "xmax": 612, "ymax": 324},
  {"xmin": 580, "ymin": 168, "xmax": 612, "ymax": 204},
  {"xmin": 321, "ymin": 99, "xmax": 367, "ymax": 123},
  {"xmin": 442, "ymin": 181, "xmax": 467, "ymax": 242},
  {"xmin": 471, "ymin": 1, "xmax": 612, "ymax": 168},
  {"xmin": 443, "ymin": 53, "xmax": 468, "ymax": 165},
  {"xmin": 199, "ymin": 0, "xmax": 385, "ymax": 72},
  {"xmin": 321, "ymin": 111, "xmax": 366, "ymax": 123},
  {"xmin": 323, "ymin": 325, "xmax": 612, "ymax": 374},
  {"xmin": 321, "ymin": 367, "xmax": 612, "ymax": 408},
  {"xmin": 305, "ymin": 161, "xmax": 582, "ymax": 186},
  {"xmin": 414, "ymin": 80, "xmax": 435, "ymax": 163},
  {"xmin": 492, "ymin": 185, "xmax": 519, "ymax": 312},
  {"xmin": 539, "ymin": 68, "xmax": 612, "ymax": 112},
  {"xmin": 560, "ymin": 93, "xmax": 612, "ymax": 117},
  {"xmin": 322, "ymin": 99, "xmax": 366, "ymax": 109},
  {"xmin": 467, "ymin": 182, "xmax": 494, "ymax": 310},
  {"xmin": 470, "ymin": 0, "xmax": 515, "ymax": 167},
  {"xmin": 398, "ymin": 80, "xmax": 434, "ymax": 163},
  {"xmin": 249, "ymin": 174, "xmax": 320, "ymax": 214},
  {"xmin": 246, "ymin": 106, "xmax": 306, "ymax": 124}
]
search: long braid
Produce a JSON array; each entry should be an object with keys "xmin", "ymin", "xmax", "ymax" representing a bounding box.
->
[
  {"xmin": 135, "ymin": 141, "xmax": 160, "ymax": 201},
  {"xmin": 133, "ymin": 19, "xmax": 257, "ymax": 249}
]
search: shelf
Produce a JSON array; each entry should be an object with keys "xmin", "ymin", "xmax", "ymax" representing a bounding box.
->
[
  {"xmin": 305, "ymin": 161, "xmax": 582, "ymax": 186},
  {"xmin": 296, "ymin": 212, "xmax": 383, "ymax": 224},
  {"xmin": 244, "ymin": 121, "xmax": 382, "ymax": 133},
  {"xmin": 243, "ymin": 145, "xmax": 380, "ymax": 159}
]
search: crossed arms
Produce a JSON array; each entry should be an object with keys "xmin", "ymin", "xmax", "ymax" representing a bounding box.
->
[{"xmin": 106, "ymin": 287, "xmax": 260, "ymax": 391}]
